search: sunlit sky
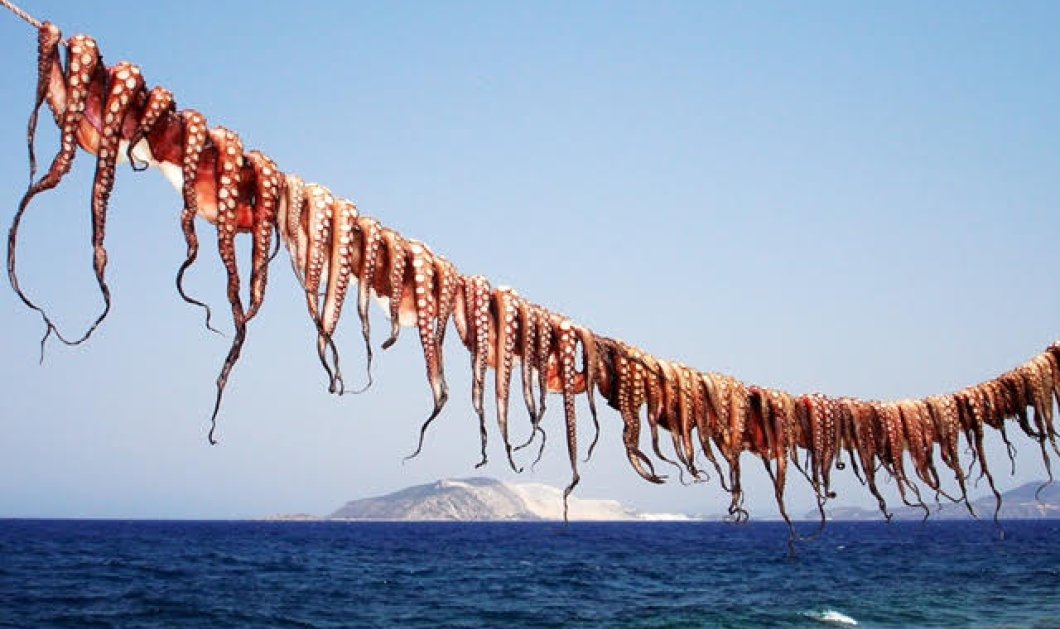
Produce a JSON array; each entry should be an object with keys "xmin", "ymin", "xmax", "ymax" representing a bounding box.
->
[{"xmin": 1, "ymin": 2, "xmax": 1058, "ymax": 520}]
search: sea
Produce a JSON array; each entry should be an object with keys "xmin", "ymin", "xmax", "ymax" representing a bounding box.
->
[{"xmin": 1, "ymin": 519, "xmax": 1058, "ymax": 628}]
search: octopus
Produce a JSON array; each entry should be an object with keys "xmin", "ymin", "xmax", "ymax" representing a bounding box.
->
[{"xmin": 4, "ymin": 7, "xmax": 1060, "ymax": 537}]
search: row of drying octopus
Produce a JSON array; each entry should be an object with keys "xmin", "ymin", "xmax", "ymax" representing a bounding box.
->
[{"xmin": 10, "ymin": 23, "xmax": 1060, "ymax": 528}]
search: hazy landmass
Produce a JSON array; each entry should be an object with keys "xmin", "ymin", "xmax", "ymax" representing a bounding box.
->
[
  {"xmin": 804, "ymin": 481, "xmax": 1060, "ymax": 521},
  {"xmin": 270, "ymin": 477, "xmax": 692, "ymax": 522}
]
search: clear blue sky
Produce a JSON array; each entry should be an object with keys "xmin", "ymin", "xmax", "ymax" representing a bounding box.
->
[{"xmin": 0, "ymin": 2, "xmax": 1058, "ymax": 519}]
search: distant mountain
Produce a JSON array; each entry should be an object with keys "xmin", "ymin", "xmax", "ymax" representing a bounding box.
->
[
  {"xmin": 806, "ymin": 481, "xmax": 1060, "ymax": 521},
  {"xmin": 327, "ymin": 477, "xmax": 692, "ymax": 522}
]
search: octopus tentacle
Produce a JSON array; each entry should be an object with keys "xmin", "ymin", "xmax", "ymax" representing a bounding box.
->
[
  {"xmin": 655, "ymin": 360, "xmax": 691, "ymax": 483},
  {"xmin": 667, "ymin": 362, "xmax": 700, "ymax": 479},
  {"xmin": 1036, "ymin": 353, "xmax": 1060, "ymax": 457},
  {"xmin": 516, "ymin": 298, "xmax": 539, "ymax": 438},
  {"xmin": 281, "ymin": 174, "xmax": 308, "ymax": 285},
  {"xmin": 174, "ymin": 110, "xmax": 219, "ymax": 333},
  {"xmin": 639, "ymin": 352, "xmax": 683, "ymax": 476},
  {"xmin": 693, "ymin": 372, "xmax": 727, "ymax": 483},
  {"xmin": 26, "ymin": 22, "xmax": 64, "ymax": 179},
  {"xmin": 317, "ymin": 197, "xmax": 359, "ymax": 394},
  {"xmin": 899, "ymin": 400, "xmax": 938, "ymax": 494},
  {"xmin": 243, "ymin": 150, "xmax": 281, "ymax": 323},
  {"xmin": 491, "ymin": 286, "xmax": 523, "ymax": 472},
  {"xmin": 352, "ymin": 215, "xmax": 384, "ymax": 390},
  {"xmin": 961, "ymin": 391, "xmax": 1004, "ymax": 525},
  {"xmin": 125, "ymin": 86, "xmax": 174, "ymax": 171},
  {"xmin": 81, "ymin": 62, "xmax": 147, "ymax": 347},
  {"xmin": 925, "ymin": 395, "xmax": 973, "ymax": 515},
  {"xmin": 609, "ymin": 340, "xmax": 664, "ymax": 483},
  {"xmin": 380, "ymin": 228, "xmax": 408, "ymax": 351},
  {"xmin": 432, "ymin": 255, "xmax": 459, "ymax": 393},
  {"xmin": 516, "ymin": 302, "xmax": 553, "ymax": 465},
  {"xmin": 531, "ymin": 303, "xmax": 554, "ymax": 458},
  {"xmin": 206, "ymin": 127, "xmax": 247, "ymax": 444},
  {"xmin": 765, "ymin": 390, "xmax": 795, "ymax": 535},
  {"xmin": 847, "ymin": 399, "xmax": 891, "ymax": 519},
  {"xmin": 299, "ymin": 184, "xmax": 341, "ymax": 389},
  {"xmin": 463, "ymin": 275, "xmax": 493, "ymax": 468},
  {"xmin": 8, "ymin": 32, "xmax": 102, "ymax": 349},
  {"xmin": 880, "ymin": 401, "xmax": 928, "ymax": 515},
  {"xmin": 575, "ymin": 325, "xmax": 601, "ymax": 461},
  {"xmin": 556, "ymin": 317, "xmax": 581, "ymax": 520},
  {"xmin": 407, "ymin": 241, "xmax": 452, "ymax": 460},
  {"xmin": 726, "ymin": 380, "xmax": 750, "ymax": 520}
]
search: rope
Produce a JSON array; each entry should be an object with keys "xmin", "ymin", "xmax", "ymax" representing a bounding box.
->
[{"xmin": 0, "ymin": 0, "xmax": 42, "ymax": 30}]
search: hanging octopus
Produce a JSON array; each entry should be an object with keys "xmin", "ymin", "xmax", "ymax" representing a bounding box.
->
[{"xmin": 4, "ymin": 8, "xmax": 1060, "ymax": 540}]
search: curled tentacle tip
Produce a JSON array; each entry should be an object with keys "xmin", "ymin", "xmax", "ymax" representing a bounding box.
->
[
  {"xmin": 349, "ymin": 383, "xmax": 373, "ymax": 395},
  {"xmin": 342, "ymin": 380, "xmax": 373, "ymax": 395}
]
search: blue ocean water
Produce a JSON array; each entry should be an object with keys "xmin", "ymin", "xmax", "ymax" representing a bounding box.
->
[{"xmin": 1, "ymin": 519, "xmax": 1058, "ymax": 628}]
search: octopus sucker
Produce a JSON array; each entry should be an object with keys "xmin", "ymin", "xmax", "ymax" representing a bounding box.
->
[{"xmin": 7, "ymin": 14, "xmax": 1060, "ymax": 531}]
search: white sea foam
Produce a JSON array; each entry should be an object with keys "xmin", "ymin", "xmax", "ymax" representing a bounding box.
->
[{"xmin": 803, "ymin": 609, "xmax": 858, "ymax": 626}]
